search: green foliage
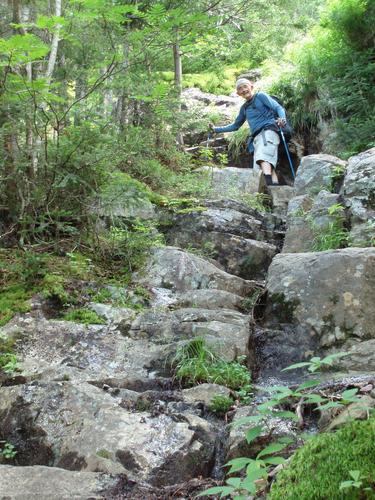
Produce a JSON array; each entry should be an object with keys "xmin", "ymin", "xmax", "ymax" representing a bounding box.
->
[
  {"xmin": 309, "ymin": 203, "xmax": 350, "ymax": 251},
  {"xmin": 41, "ymin": 274, "xmax": 75, "ymax": 306},
  {"xmin": 340, "ymin": 470, "xmax": 372, "ymax": 493},
  {"xmin": 0, "ymin": 351, "xmax": 18, "ymax": 374},
  {"xmin": 200, "ymin": 351, "xmax": 357, "ymax": 499},
  {"xmin": 0, "ymin": 285, "xmax": 31, "ymax": 327},
  {"xmin": 209, "ymin": 395, "xmax": 234, "ymax": 416},
  {"xmin": 172, "ymin": 338, "xmax": 251, "ymax": 391},
  {"xmin": 312, "ymin": 220, "xmax": 349, "ymax": 251},
  {"xmin": 0, "ymin": 442, "xmax": 17, "ymax": 460},
  {"xmin": 238, "ymin": 193, "xmax": 271, "ymax": 213},
  {"xmin": 282, "ymin": 352, "xmax": 350, "ymax": 373},
  {"xmin": 228, "ymin": 127, "xmax": 250, "ymax": 162},
  {"xmin": 268, "ymin": 417, "xmax": 375, "ymax": 500},
  {"xmin": 270, "ymin": 0, "xmax": 375, "ymax": 157},
  {"xmin": 63, "ymin": 308, "xmax": 106, "ymax": 325},
  {"xmin": 95, "ymin": 221, "xmax": 164, "ymax": 280}
]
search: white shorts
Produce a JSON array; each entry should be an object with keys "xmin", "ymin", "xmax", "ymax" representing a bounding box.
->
[{"xmin": 253, "ymin": 129, "xmax": 280, "ymax": 169}]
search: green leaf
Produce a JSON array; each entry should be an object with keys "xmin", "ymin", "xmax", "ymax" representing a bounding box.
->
[
  {"xmin": 257, "ymin": 442, "xmax": 288, "ymax": 458},
  {"xmin": 196, "ymin": 486, "xmax": 235, "ymax": 497},
  {"xmin": 245, "ymin": 426, "xmax": 263, "ymax": 444},
  {"xmin": 264, "ymin": 456, "xmax": 286, "ymax": 465},
  {"xmin": 341, "ymin": 388, "xmax": 359, "ymax": 400},
  {"xmin": 282, "ymin": 361, "xmax": 312, "ymax": 371},
  {"xmin": 321, "ymin": 352, "xmax": 350, "ymax": 365},
  {"xmin": 270, "ymin": 410, "xmax": 299, "ymax": 420},
  {"xmin": 226, "ymin": 477, "xmax": 242, "ymax": 488},
  {"xmin": 349, "ymin": 470, "xmax": 361, "ymax": 481},
  {"xmin": 305, "ymin": 394, "xmax": 327, "ymax": 404},
  {"xmin": 339, "ymin": 481, "xmax": 354, "ymax": 490},
  {"xmin": 297, "ymin": 379, "xmax": 321, "ymax": 391},
  {"xmin": 225, "ymin": 457, "xmax": 253, "ymax": 473},
  {"xmin": 231, "ymin": 415, "xmax": 263, "ymax": 428},
  {"xmin": 314, "ymin": 401, "xmax": 343, "ymax": 411}
]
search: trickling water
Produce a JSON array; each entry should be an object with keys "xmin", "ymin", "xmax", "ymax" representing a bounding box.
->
[{"xmin": 211, "ymin": 424, "xmax": 228, "ymax": 480}]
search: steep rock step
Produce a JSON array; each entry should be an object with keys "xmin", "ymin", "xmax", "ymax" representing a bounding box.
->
[{"xmin": 0, "ymin": 381, "xmax": 216, "ymax": 486}]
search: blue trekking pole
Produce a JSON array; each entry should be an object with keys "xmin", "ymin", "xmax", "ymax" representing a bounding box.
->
[{"xmin": 278, "ymin": 125, "xmax": 295, "ymax": 180}]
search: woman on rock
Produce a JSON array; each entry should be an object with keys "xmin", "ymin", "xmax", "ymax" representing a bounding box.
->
[{"xmin": 210, "ymin": 78, "xmax": 287, "ymax": 186}]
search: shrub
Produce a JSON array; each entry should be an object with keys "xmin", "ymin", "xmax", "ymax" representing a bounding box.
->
[
  {"xmin": 209, "ymin": 395, "xmax": 234, "ymax": 416},
  {"xmin": 269, "ymin": 417, "xmax": 375, "ymax": 500}
]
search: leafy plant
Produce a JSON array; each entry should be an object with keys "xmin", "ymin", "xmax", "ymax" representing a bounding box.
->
[
  {"xmin": 0, "ymin": 442, "xmax": 17, "ymax": 460},
  {"xmin": 282, "ymin": 352, "xmax": 350, "ymax": 373},
  {"xmin": 0, "ymin": 352, "xmax": 19, "ymax": 374},
  {"xmin": 199, "ymin": 351, "xmax": 358, "ymax": 499},
  {"xmin": 340, "ymin": 470, "xmax": 371, "ymax": 492},
  {"xmin": 209, "ymin": 395, "xmax": 234, "ymax": 416}
]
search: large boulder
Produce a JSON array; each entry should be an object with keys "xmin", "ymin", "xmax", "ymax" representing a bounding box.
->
[
  {"xmin": 283, "ymin": 191, "xmax": 346, "ymax": 253},
  {"xmin": 293, "ymin": 154, "xmax": 347, "ymax": 196},
  {"xmin": 0, "ymin": 316, "xmax": 160, "ymax": 385},
  {"xmin": 129, "ymin": 307, "xmax": 251, "ymax": 361},
  {"xmin": 0, "ymin": 381, "xmax": 216, "ymax": 486},
  {"xmin": 135, "ymin": 247, "xmax": 260, "ymax": 297},
  {"xmin": 265, "ymin": 248, "xmax": 375, "ymax": 354},
  {"xmin": 341, "ymin": 148, "xmax": 375, "ymax": 246},
  {"xmin": 197, "ymin": 167, "xmax": 261, "ymax": 197}
]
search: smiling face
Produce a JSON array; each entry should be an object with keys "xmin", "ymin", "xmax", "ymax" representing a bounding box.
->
[{"xmin": 236, "ymin": 82, "xmax": 254, "ymax": 100}]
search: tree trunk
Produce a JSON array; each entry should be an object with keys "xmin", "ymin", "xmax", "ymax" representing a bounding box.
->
[
  {"xmin": 45, "ymin": 0, "xmax": 62, "ymax": 84},
  {"xmin": 173, "ymin": 29, "xmax": 184, "ymax": 146}
]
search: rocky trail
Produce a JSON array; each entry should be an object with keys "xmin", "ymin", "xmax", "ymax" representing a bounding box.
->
[{"xmin": 0, "ymin": 90, "xmax": 374, "ymax": 498}]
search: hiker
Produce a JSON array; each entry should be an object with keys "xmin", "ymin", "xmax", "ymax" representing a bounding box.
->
[{"xmin": 210, "ymin": 78, "xmax": 287, "ymax": 186}]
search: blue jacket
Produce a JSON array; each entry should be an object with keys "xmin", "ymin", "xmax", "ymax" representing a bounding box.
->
[{"xmin": 213, "ymin": 92, "xmax": 286, "ymax": 152}]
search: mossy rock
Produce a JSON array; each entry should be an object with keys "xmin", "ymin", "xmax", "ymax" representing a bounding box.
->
[{"xmin": 269, "ymin": 418, "xmax": 375, "ymax": 500}]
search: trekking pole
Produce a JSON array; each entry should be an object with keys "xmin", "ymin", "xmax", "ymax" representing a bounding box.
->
[
  {"xmin": 206, "ymin": 132, "xmax": 215, "ymax": 187},
  {"xmin": 278, "ymin": 126, "xmax": 295, "ymax": 180}
]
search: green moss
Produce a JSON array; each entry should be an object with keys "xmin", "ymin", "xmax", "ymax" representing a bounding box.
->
[
  {"xmin": 0, "ymin": 285, "xmax": 31, "ymax": 326},
  {"xmin": 63, "ymin": 308, "xmax": 106, "ymax": 325},
  {"xmin": 269, "ymin": 417, "xmax": 375, "ymax": 500},
  {"xmin": 96, "ymin": 449, "xmax": 112, "ymax": 459}
]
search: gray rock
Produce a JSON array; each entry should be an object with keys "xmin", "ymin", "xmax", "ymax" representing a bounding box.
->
[
  {"xmin": 88, "ymin": 303, "xmax": 136, "ymax": 334},
  {"xmin": 265, "ymin": 248, "xmax": 375, "ymax": 349},
  {"xmin": 165, "ymin": 204, "xmax": 265, "ymax": 242},
  {"xmin": 0, "ymin": 465, "xmax": 124, "ymax": 500},
  {"xmin": 129, "ymin": 307, "xmax": 251, "ymax": 361},
  {"xmin": 0, "ymin": 316, "xmax": 162, "ymax": 384},
  {"xmin": 294, "ymin": 154, "xmax": 347, "ymax": 196},
  {"xmin": 341, "ymin": 148, "xmax": 375, "ymax": 246},
  {"xmin": 172, "ymin": 289, "xmax": 245, "ymax": 311},
  {"xmin": 182, "ymin": 384, "xmax": 232, "ymax": 406},
  {"xmin": 198, "ymin": 166, "xmax": 261, "ymax": 198},
  {"xmin": 268, "ymin": 186, "xmax": 295, "ymax": 217},
  {"xmin": 136, "ymin": 247, "xmax": 260, "ymax": 297},
  {"xmin": 283, "ymin": 190, "xmax": 346, "ymax": 253},
  {"xmin": 0, "ymin": 381, "xmax": 215, "ymax": 486},
  {"xmin": 325, "ymin": 395, "xmax": 375, "ymax": 431},
  {"xmin": 167, "ymin": 227, "xmax": 276, "ymax": 279}
]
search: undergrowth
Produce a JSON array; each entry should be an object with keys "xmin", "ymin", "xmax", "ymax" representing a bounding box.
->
[{"xmin": 172, "ymin": 338, "xmax": 251, "ymax": 393}]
